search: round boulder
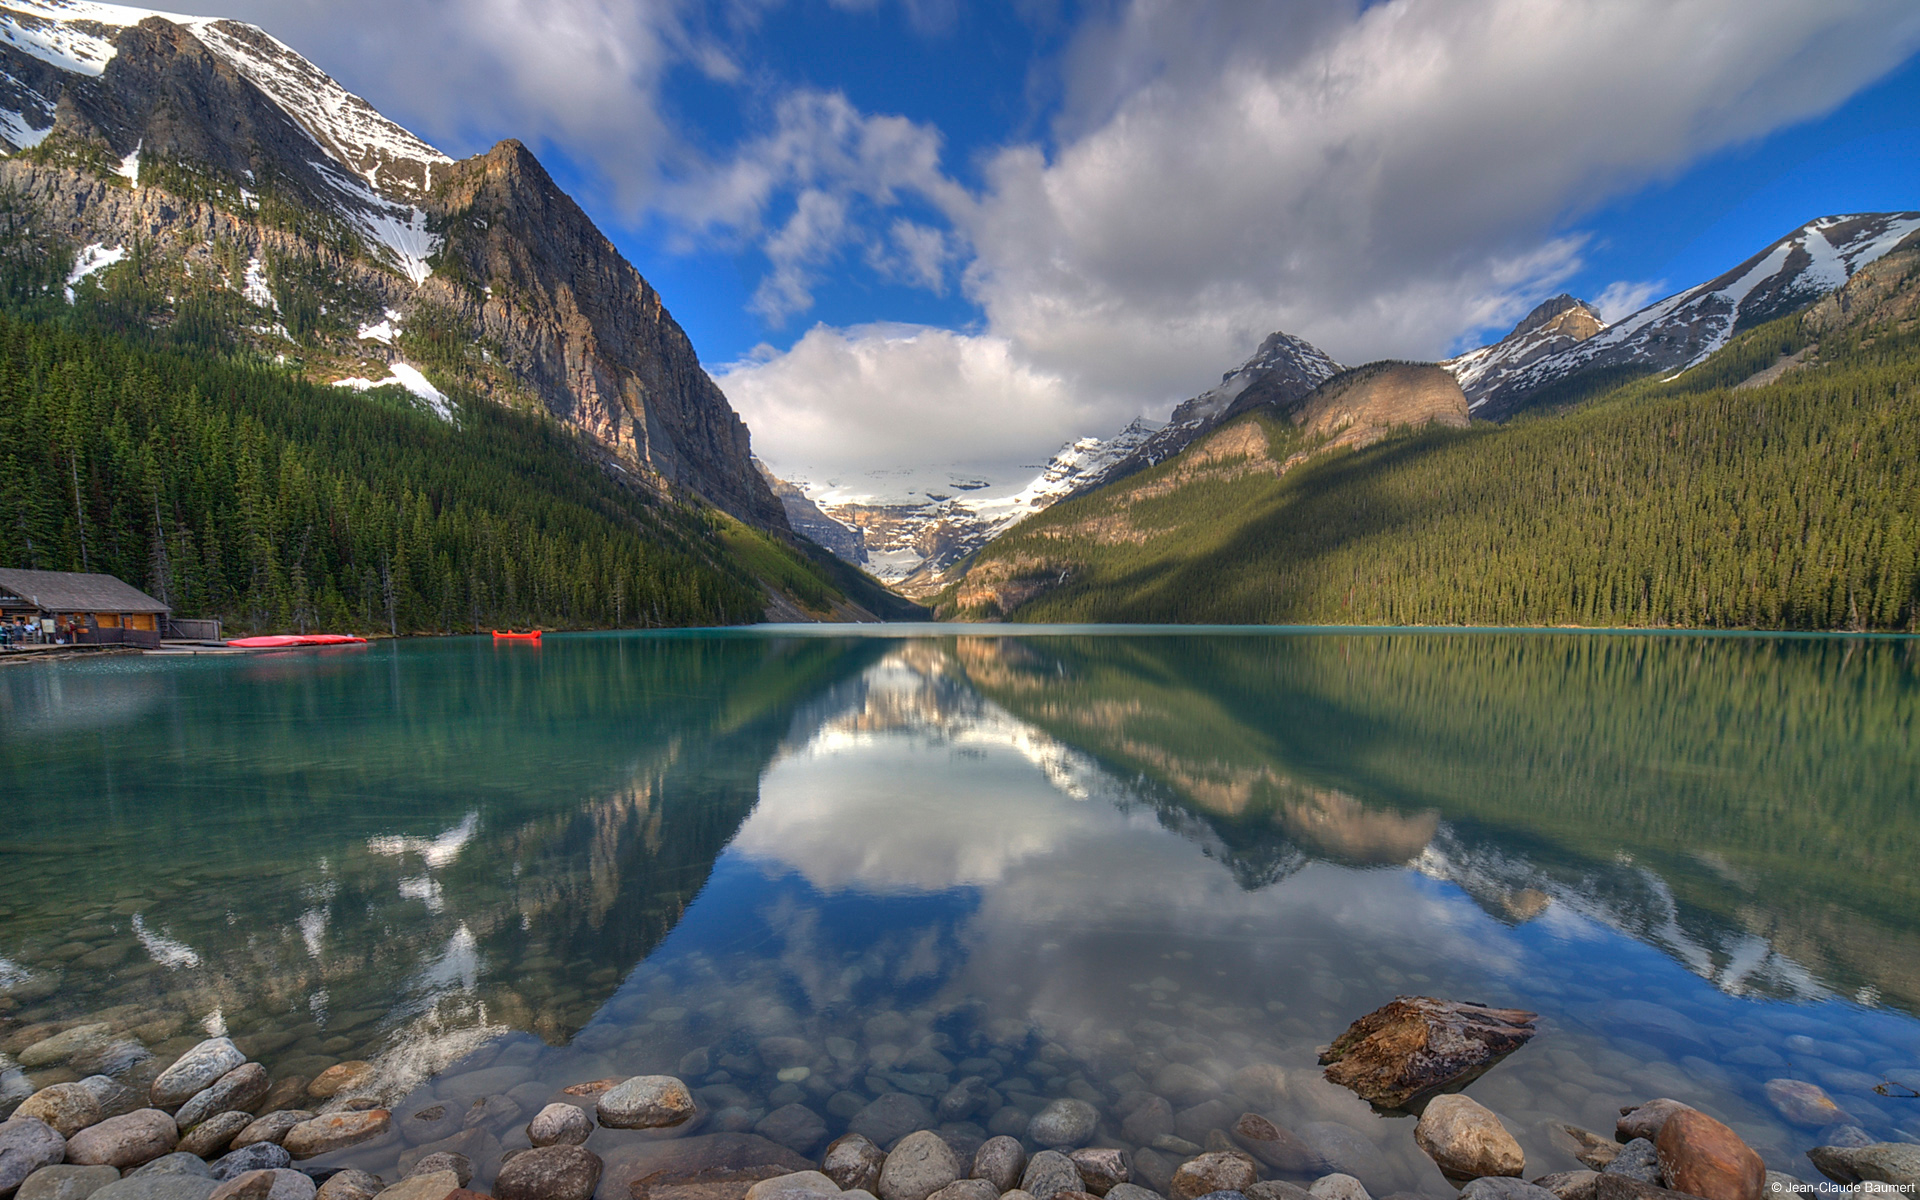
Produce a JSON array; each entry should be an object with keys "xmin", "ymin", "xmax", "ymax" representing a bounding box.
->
[
  {"xmin": 206, "ymin": 1172, "xmax": 316, "ymax": 1200},
  {"xmin": 208, "ymin": 1146, "xmax": 291, "ymax": 1182},
  {"xmin": 15, "ymin": 1165, "xmax": 123, "ymax": 1200},
  {"xmin": 281, "ymin": 1111, "xmax": 391, "ymax": 1160},
  {"xmin": 179, "ymin": 1113, "xmax": 254, "ymax": 1159},
  {"xmin": 1067, "ymin": 1150, "xmax": 1129, "ymax": 1197},
  {"xmin": 493, "ymin": 1145, "xmax": 604, "ymax": 1200},
  {"xmin": 64, "ymin": 1110, "xmax": 180, "ymax": 1170},
  {"xmin": 971, "ymin": 1136, "xmax": 1026, "ymax": 1195},
  {"xmin": 15, "ymin": 1085, "xmax": 103, "ymax": 1138},
  {"xmin": 1654, "ymin": 1109, "xmax": 1763, "ymax": 1200},
  {"xmin": 1019, "ymin": 1151, "xmax": 1085, "ymax": 1200},
  {"xmin": 151, "ymin": 1042, "xmax": 246, "ymax": 1111},
  {"xmin": 311, "ymin": 1172, "xmax": 383, "ymax": 1200},
  {"xmin": 175, "ymin": 1069, "xmax": 270, "ymax": 1134},
  {"xmin": 1169, "ymin": 1153, "xmax": 1257, "ymax": 1200},
  {"xmin": 595, "ymin": 1077, "xmax": 695, "ymax": 1131},
  {"xmin": 0, "ymin": 1118, "xmax": 68, "ymax": 1198},
  {"xmin": 823, "ymin": 1133, "xmax": 888, "ymax": 1193},
  {"xmin": 305, "ymin": 1065, "xmax": 373, "ymax": 1101},
  {"xmin": 1414, "ymin": 1095, "xmax": 1523, "ymax": 1179},
  {"xmin": 527, "ymin": 1105, "xmax": 592, "ymax": 1149},
  {"xmin": 878, "ymin": 1130, "xmax": 961, "ymax": 1200},
  {"xmin": 232, "ymin": 1113, "xmax": 312, "ymax": 1151}
]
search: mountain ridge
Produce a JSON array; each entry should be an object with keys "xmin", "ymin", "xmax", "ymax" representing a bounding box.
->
[{"xmin": 0, "ymin": 0, "xmax": 788, "ymax": 530}]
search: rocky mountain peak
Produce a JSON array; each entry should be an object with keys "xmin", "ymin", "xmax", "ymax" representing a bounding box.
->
[
  {"xmin": 1509, "ymin": 294, "xmax": 1602, "ymax": 341},
  {"xmin": 0, "ymin": 2, "xmax": 786, "ymax": 529}
]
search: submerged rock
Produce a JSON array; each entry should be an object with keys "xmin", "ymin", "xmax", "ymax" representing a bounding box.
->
[
  {"xmin": 1459, "ymin": 1182, "xmax": 1554, "ymax": 1200},
  {"xmin": 1029, "ymin": 1101, "xmax": 1098, "ymax": 1151},
  {"xmin": 527, "ymin": 1105, "xmax": 592, "ymax": 1149},
  {"xmin": 1318, "ymin": 997, "xmax": 1537, "ymax": 1109},
  {"xmin": 1761, "ymin": 1082, "xmax": 1849, "ymax": 1130},
  {"xmin": 1232, "ymin": 1114, "xmax": 1321, "ymax": 1174},
  {"xmin": 311, "ymin": 1172, "xmax": 383, "ymax": 1200},
  {"xmin": 306, "ymin": 1065, "xmax": 374, "ymax": 1101},
  {"xmin": 598, "ymin": 1078, "xmax": 696, "ymax": 1131},
  {"xmin": 1531, "ymin": 1171, "xmax": 1600, "ymax": 1200},
  {"xmin": 1547, "ymin": 1125, "xmax": 1618, "ymax": 1171},
  {"xmin": 1414, "ymin": 1095, "xmax": 1523, "ymax": 1179},
  {"xmin": 493, "ymin": 1146, "xmax": 602, "ymax": 1200}
]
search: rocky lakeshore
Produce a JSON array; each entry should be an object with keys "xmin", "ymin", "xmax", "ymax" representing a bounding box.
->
[{"xmin": 4, "ymin": 995, "xmax": 1915, "ymax": 1200}]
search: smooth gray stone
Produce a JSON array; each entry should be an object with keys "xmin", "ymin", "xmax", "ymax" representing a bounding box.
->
[
  {"xmin": 1019, "ymin": 1151, "xmax": 1084, "ymax": 1200},
  {"xmin": 151, "ymin": 1044, "xmax": 246, "ymax": 1112},
  {"xmin": 0, "ymin": 1118, "xmax": 67, "ymax": 1198},
  {"xmin": 1461, "ymin": 1182, "xmax": 1558, "ymax": 1200},
  {"xmin": 1028, "ymin": 1100, "xmax": 1098, "ymax": 1151},
  {"xmin": 526, "ymin": 1105, "xmax": 591, "ymax": 1149},
  {"xmin": 1601, "ymin": 1141, "xmax": 1661, "ymax": 1186},
  {"xmin": 15, "ymin": 1166, "xmax": 122, "ymax": 1200},
  {"xmin": 128, "ymin": 1158, "xmax": 213, "ymax": 1180},
  {"xmin": 174, "ymin": 1069, "xmax": 268, "ymax": 1134},
  {"xmin": 209, "ymin": 1145, "xmax": 291, "ymax": 1182},
  {"xmin": 971, "ymin": 1136, "xmax": 1026, "ymax": 1195},
  {"xmin": 1111, "ymin": 1187, "xmax": 1168, "ymax": 1200},
  {"xmin": 88, "ymin": 1178, "xmax": 219, "ymax": 1200},
  {"xmin": 877, "ymin": 1130, "xmax": 960, "ymax": 1200},
  {"xmin": 1807, "ymin": 1144, "xmax": 1920, "ymax": 1188},
  {"xmin": 1306, "ymin": 1177, "xmax": 1370, "ymax": 1200}
]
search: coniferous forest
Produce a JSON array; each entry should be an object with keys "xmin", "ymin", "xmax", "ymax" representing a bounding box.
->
[
  {"xmin": 939, "ymin": 306, "xmax": 1920, "ymax": 630},
  {"xmin": 0, "ymin": 224, "xmax": 868, "ymax": 634}
]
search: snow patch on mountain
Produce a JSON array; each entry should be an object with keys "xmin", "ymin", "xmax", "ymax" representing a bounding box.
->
[
  {"xmin": 64, "ymin": 242, "xmax": 123, "ymax": 302},
  {"xmin": 337, "ymin": 363, "xmax": 452, "ymax": 421},
  {"xmin": 358, "ymin": 310, "xmax": 402, "ymax": 345},
  {"xmin": 114, "ymin": 139, "xmax": 141, "ymax": 186},
  {"xmin": 1474, "ymin": 213, "xmax": 1920, "ymax": 415},
  {"xmin": 0, "ymin": 2, "xmax": 452, "ymax": 191}
]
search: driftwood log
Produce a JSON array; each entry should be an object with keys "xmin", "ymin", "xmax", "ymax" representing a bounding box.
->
[{"xmin": 1319, "ymin": 995, "xmax": 1538, "ymax": 1109}]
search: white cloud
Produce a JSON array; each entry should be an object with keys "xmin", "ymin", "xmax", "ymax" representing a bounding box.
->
[
  {"xmin": 209, "ymin": 0, "xmax": 714, "ymax": 208},
  {"xmin": 1593, "ymin": 279, "xmax": 1669, "ymax": 325},
  {"xmin": 728, "ymin": 0, "xmax": 1920, "ymax": 486},
  {"xmin": 716, "ymin": 323, "xmax": 1086, "ymax": 491}
]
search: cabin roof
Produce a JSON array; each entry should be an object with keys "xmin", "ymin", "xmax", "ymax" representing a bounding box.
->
[{"xmin": 0, "ymin": 568, "xmax": 170, "ymax": 613}]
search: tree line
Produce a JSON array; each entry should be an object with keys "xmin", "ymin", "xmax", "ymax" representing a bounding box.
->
[
  {"xmin": 954, "ymin": 309, "xmax": 1920, "ymax": 631},
  {"xmin": 0, "ymin": 310, "xmax": 773, "ymax": 633}
]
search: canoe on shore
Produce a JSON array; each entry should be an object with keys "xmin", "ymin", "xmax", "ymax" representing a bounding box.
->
[{"xmin": 226, "ymin": 634, "xmax": 370, "ymax": 648}]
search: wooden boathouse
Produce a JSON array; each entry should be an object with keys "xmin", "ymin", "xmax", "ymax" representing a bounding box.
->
[{"xmin": 0, "ymin": 568, "xmax": 172, "ymax": 648}]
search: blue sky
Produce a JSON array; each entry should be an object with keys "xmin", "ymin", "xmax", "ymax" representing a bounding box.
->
[{"xmin": 220, "ymin": 0, "xmax": 1920, "ymax": 498}]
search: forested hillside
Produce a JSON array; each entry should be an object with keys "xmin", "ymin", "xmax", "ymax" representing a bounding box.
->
[
  {"xmin": 0, "ymin": 290, "xmax": 906, "ymax": 633},
  {"xmin": 936, "ymin": 244, "xmax": 1920, "ymax": 630}
]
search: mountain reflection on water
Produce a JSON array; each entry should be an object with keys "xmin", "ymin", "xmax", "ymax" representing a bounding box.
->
[{"xmin": 1, "ymin": 630, "xmax": 1917, "ymax": 1181}]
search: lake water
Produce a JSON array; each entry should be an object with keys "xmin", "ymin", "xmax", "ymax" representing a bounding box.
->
[{"xmin": 2, "ymin": 628, "xmax": 1918, "ymax": 1195}]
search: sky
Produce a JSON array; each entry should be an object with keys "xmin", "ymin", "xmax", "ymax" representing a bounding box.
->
[{"xmin": 195, "ymin": 0, "xmax": 1920, "ymax": 501}]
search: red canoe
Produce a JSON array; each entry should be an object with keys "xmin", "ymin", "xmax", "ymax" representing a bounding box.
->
[
  {"xmin": 491, "ymin": 629, "xmax": 542, "ymax": 641},
  {"xmin": 227, "ymin": 634, "xmax": 370, "ymax": 648}
]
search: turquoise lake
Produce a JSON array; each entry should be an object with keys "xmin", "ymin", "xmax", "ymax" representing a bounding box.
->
[{"xmin": 1, "ymin": 628, "xmax": 1917, "ymax": 1194}]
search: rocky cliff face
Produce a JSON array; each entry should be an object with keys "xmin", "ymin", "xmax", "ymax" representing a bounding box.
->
[
  {"xmin": 0, "ymin": 4, "xmax": 785, "ymax": 529},
  {"xmin": 1293, "ymin": 361, "xmax": 1470, "ymax": 448}
]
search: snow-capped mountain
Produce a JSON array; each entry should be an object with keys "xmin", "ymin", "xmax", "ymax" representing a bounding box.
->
[
  {"xmin": 1084, "ymin": 330, "xmax": 1341, "ymax": 493},
  {"xmin": 788, "ymin": 328, "xmax": 1339, "ymax": 591},
  {"xmin": 0, "ymin": 0, "xmax": 784, "ymax": 526},
  {"xmin": 1442, "ymin": 294, "xmax": 1602, "ymax": 409},
  {"xmin": 797, "ymin": 418, "xmax": 1164, "ymax": 592},
  {"xmin": 1470, "ymin": 213, "xmax": 1920, "ymax": 418}
]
